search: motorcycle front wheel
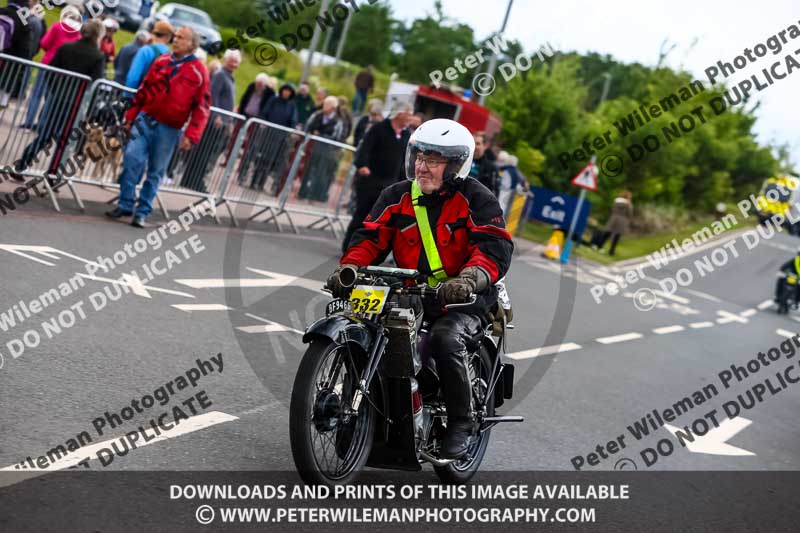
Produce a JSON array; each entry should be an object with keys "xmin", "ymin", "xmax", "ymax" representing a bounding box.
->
[{"xmin": 290, "ymin": 339, "xmax": 375, "ymax": 486}]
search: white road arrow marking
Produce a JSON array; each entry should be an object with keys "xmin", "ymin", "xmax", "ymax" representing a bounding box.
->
[
  {"xmin": 174, "ymin": 268, "xmax": 327, "ymax": 295},
  {"xmin": 664, "ymin": 418, "xmax": 755, "ymax": 456},
  {"xmin": 0, "ymin": 244, "xmax": 102, "ymax": 269},
  {"xmin": 757, "ymin": 299, "xmax": 774, "ymax": 310},
  {"xmin": 172, "ymin": 304, "xmax": 232, "ymax": 312},
  {"xmin": 77, "ymin": 273, "xmax": 195, "ymax": 299},
  {"xmin": 238, "ymin": 313, "xmax": 304, "ymax": 335}
]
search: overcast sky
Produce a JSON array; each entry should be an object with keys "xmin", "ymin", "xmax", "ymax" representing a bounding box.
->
[{"xmin": 387, "ymin": 0, "xmax": 800, "ymax": 167}]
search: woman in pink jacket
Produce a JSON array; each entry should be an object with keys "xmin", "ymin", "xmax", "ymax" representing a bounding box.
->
[{"xmin": 21, "ymin": 6, "xmax": 82, "ymax": 129}]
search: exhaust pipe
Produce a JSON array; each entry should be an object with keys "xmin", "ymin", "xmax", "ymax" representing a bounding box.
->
[
  {"xmin": 338, "ymin": 265, "xmax": 358, "ymax": 288},
  {"xmin": 419, "ymin": 450, "xmax": 456, "ymax": 467}
]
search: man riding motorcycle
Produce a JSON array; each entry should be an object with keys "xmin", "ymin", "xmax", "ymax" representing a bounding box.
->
[
  {"xmin": 776, "ymin": 246, "xmax": 800, "ymax": 308},
  {"xmin": 327, "ymin": 119, "xmax": 514, "ymax": 459}
]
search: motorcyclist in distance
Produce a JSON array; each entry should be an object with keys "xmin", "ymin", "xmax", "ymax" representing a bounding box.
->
[
  {"xmin": 776, "ymin": 246, "xmax": 800, "ymax": 308},
  {"xmin": 327, "ymin": 119, "xmax": 514, "ymax": 459}
]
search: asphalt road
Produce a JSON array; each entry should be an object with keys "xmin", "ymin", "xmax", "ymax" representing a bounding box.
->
[{"xmin": 2, "ymin": 203, "xmax": 800, "ymax": 529}]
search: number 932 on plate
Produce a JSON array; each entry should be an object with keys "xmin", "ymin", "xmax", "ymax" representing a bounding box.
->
[{"xmin": 349, "ymin": 285, "xmax": 389, "ymax": 314}]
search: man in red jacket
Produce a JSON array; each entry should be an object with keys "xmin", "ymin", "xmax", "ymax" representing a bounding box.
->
[
  {"xmin": 106, "ymin": 26, "xmax": 211, "ymax": 228},
  {"xmin": 327, "ymin": 119, "xmax": 514, "ymax": 459}
]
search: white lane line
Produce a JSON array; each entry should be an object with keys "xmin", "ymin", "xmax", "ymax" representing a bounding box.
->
[
  {"xmin": 757, "ymin": 300, "xmax": 774, "ymax": 310},
  {"xmin": 776, "ymin": 329, "xmax": 798, "ymax": 338},
  {"xmin": 792, "ymin": 317, "xmax": 800, "ymax": 324},
  {"xmin": 506, "ymin": 343, "xmax": 582, "ymax": 359},
  {"xmin": 716, "ymin": 311, "xmax": 748, "ymax": 324},
  {"xmin": 683, "ymin": 288, "xmax": 723, "ymax": 303},
  {"xmin": 740, "ymin": 309, "xmax": 758, "ymax": 318},
  {"xmin": 689, "ymin": 321, "xmax": 715, "ymax": 329},
  {"xmin": 653, "ymin": 325, "xmax": 685, "ymax": 335},
  {"xmin": 0, "ymin": 411, "xmax": 238, "ymax": 473},
  {"xmin": 172, "ymin": 304, "xmax": 233, "ymax": 312},
  {"xmin": 653, "ymin": 290, "xmax": 690, "ymax": 305},
  {"xmin": 244, "ymin": 313, "xmax": 305, "ymax": 335},
  {"xmin": 596, "ymin": 333, "xmax": 643, "ymax": 344}
]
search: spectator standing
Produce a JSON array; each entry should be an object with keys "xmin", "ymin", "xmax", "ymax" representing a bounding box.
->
[
  {"xmin": 495, "ymin": 151, "xmax": 526, "ymax": 217},
  {"xmin": 341, "ymin": 101, "xmax": 412, "ymax": 252},
  {"xmin": 295, "ymin": 82, "xmax": 314, "ymax": 127},
  {"xmin": 100, "ymin": 18, "xmax": 118, "ymax": 72},
  {"xmin": 468, "ymin": 131, "xmax": 499, "ymax": 195},
  {"xmin": 353, "ymin": 98, "xmax": 383, "ymax": 147},
  {"xmin": 106, "ymin": 26, "xmax": 211, "ymax": 228},
  {"xmin": 239, "ymin": 73, "xmax": 274, "ymax": 119},
  {"xmin": 337, "ymin": 95, "xmax": 353, "ymax": 141},
  {"xmin": 114, "ymin": 29, "xmax": 150, "ymax": 86},
  {"xmin": 596, "ymin": 191, "xmax": 633, "ymax": 256},
  {"xmin": 313, "ymin": 86, "xmax": 328, "ymax": 112},
  {"xmin": 124, "ymin": 20, "xmax": 174, "ymax": 89},
  {"xmin": 250, "ymin": 82, "xmax": 298, "ymax": 192},
  {"xmin": 0, "ymin": 0, "xmax": 36, "ymax": 107},
  {"xmin": 21, "ymin": 6, "xmax": 81, "ymax": 129},
  {"xmin": 352, "ymin": 65, "xmax": 374, "ymax": 114},
  {"xmin": 207, "ymin": 59, "xmax": 221, "ymax": 78},
  {"xmin": 407, "ymin": 112, "xmax": 425, "ymax": 134},
  {"xmin": 180, "ymin": 48, "xmax": 239, "ymax": 193},
  {"xmin": 13, "ymin": 19, "xmax": 106, "ymax": 179},
  {"xmin": 299, "ymin": 95, "xmax": 344, "ymax": 202}
]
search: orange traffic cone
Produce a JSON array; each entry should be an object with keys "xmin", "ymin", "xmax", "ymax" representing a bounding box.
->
[{"xmin": 542, "ymin": 230, "xmax": 564, "ymax": 260}]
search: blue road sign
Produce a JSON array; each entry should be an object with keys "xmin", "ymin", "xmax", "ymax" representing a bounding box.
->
[{"xmin": 527, "ymin": 186, "xmax": 592, "ymax": 237}]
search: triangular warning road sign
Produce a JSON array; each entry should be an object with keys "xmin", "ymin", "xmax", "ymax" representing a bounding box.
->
[{"xmin": 571, "ymin": 163, "xmax": 598, "ymax": 191}]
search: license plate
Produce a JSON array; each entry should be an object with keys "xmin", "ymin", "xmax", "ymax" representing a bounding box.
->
[
  {"xmin": 326, "ymin": 299, "xmax": 352, "ymax": 316},
  {"xmin": 349, "ymin": 285, "xmax": 389, "ymax": 314}
]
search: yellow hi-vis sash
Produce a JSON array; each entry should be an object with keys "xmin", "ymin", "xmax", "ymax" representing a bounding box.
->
[
  {"xmin": 412, "ymin": 180, "xmax": 449, "ymax": 287},
  {"xmin": 795, "ymin": 256, "xmax": 800, "ymax": 275}
]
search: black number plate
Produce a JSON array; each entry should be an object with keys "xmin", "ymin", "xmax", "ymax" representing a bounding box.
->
[{"xmin": 326, "ymin": 299, "xmax": 353, "ymax": 317}]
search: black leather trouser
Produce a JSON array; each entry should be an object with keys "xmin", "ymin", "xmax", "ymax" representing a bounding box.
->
[{"xmin": 428, "ymin": 312, "xmax": 484, "ymax": 419}]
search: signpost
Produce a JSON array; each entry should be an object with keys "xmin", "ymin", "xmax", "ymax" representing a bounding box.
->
[{"xmin": 560, "ymin": 160, "xmax": 598, "ymax": 264}]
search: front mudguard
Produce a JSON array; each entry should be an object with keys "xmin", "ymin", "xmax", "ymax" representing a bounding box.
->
[{"xmin": 303, "ymin": 314, "xmax": 373, "ymax": 352}]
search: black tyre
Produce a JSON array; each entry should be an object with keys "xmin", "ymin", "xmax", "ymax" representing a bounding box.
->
[
  {"xmin": 434, "ymin": 344, "xmax": 496, "ymax": 484},
  {"xmin": 290, "ymin": 340, "xmax": 375, "ymax": 486}
]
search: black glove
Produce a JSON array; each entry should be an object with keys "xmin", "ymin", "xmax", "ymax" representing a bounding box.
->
[
  {"xmin": 440, "ymin": 266, "xmax": 490, "ymax": 305},
  {"xmin": 326, "ymin": 264, "xmax": 358, "ymax": 298}
]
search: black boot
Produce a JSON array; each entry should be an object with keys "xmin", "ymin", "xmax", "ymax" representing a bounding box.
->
[
  {"xmin": 441, "ymin": 416, "xmax": 475, "ymax": 459},
  {"xmin": 437, "ymin": 349, "xmax": 474, "ymax": 459},
  {"xmin": 105, "ymin": 207, "xmax": 132, "ymax": 219}
]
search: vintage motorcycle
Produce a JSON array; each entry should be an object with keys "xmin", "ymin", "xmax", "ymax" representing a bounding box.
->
[
  {"xmin": 289, "ymin": 265, "xmax": 522, "ymax": 486},
  {"xmin": 776, "ymin": 271, "xmax": 798, "ymax": 314}
]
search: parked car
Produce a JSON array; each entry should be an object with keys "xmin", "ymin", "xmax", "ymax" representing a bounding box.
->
[
  {"xmin": 142, "ymin": 3, "xmax": 221, "ymax": 52},
  {"xmin": 107, "ymin": 0, "xmax": 151, "ymax": 32}
]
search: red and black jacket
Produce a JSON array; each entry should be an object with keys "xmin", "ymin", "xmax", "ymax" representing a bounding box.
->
[{"xmin": 342, "ymin": 178, "xmax": 514, "ymax": 312}]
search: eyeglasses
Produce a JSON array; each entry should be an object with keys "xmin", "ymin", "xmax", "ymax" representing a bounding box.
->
[{"xmin": 415, "ymin": 154, "xmax": 448, "ymax": 167}]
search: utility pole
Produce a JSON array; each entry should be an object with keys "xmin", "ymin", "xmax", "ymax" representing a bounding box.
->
[
  {"xmin": 560, "ymin": 73, "xmax": 613, "ymax": 264},
  {"xmin": 478, "ymin": 0, "xmax": 514, "ymax": 106},
  {"xmin": 301, "ymin": 0, "xmax": 332, "ymax": 84},
  {"xmin": 335, "ymin": 8, "xmax": 354, "ymax": 65}
]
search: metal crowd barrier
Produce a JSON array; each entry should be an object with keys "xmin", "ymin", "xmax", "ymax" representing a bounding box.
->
[
  {"xmin": 0, "ymin": 54, "xmax": 91, "ymax": 210},
  {"xmin": 0, "ymin": 54, "xmax": 361, "ymax": 238},
  {"xmin": 218, "ymin": 117, "xmax": 356, "ymax": 237}
]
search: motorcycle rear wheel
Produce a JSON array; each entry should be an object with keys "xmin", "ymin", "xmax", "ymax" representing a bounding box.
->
[
  {"xmin": 290, "ymin": 339, "xmax": 375, "ymax": 486},
  {"xmin": 434, "ymin": 344, "xmax": 495, "ymax": 484}
]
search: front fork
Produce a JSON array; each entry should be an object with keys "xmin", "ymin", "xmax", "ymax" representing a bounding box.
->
[{"xmin": 349, "ymin": 326, "xmax": 389, "ymax": 412}]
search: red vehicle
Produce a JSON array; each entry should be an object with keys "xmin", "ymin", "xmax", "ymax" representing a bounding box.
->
[{"xmin": 384, "ymin": 82, "xmax": 502, "ymax": 138}]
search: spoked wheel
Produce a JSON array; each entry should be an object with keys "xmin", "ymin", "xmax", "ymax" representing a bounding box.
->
[
  {"xmin": 434, "ymin": 344, "xmax": 495, "ymax": 484},
  {"xmin": 290, "ymin": 340, "xmax": 375, "ymax": 486}
]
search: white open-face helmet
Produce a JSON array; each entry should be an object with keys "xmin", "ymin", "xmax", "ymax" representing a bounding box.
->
[{"xmin": 405, "ymin": 118, "xmax": 475, "ymax": 183}]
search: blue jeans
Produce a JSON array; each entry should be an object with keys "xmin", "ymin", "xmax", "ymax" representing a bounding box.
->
[
  {"xmin": 23, "ymin": 73, "xmax": 47, "ymax": 128},
  {"xmin": 352, "ymin": 89, "xmax": 368, "ymax": 114},
  {"xmin": 117, "ymin": 114, "xmax": 181, "ymax": 218}
]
